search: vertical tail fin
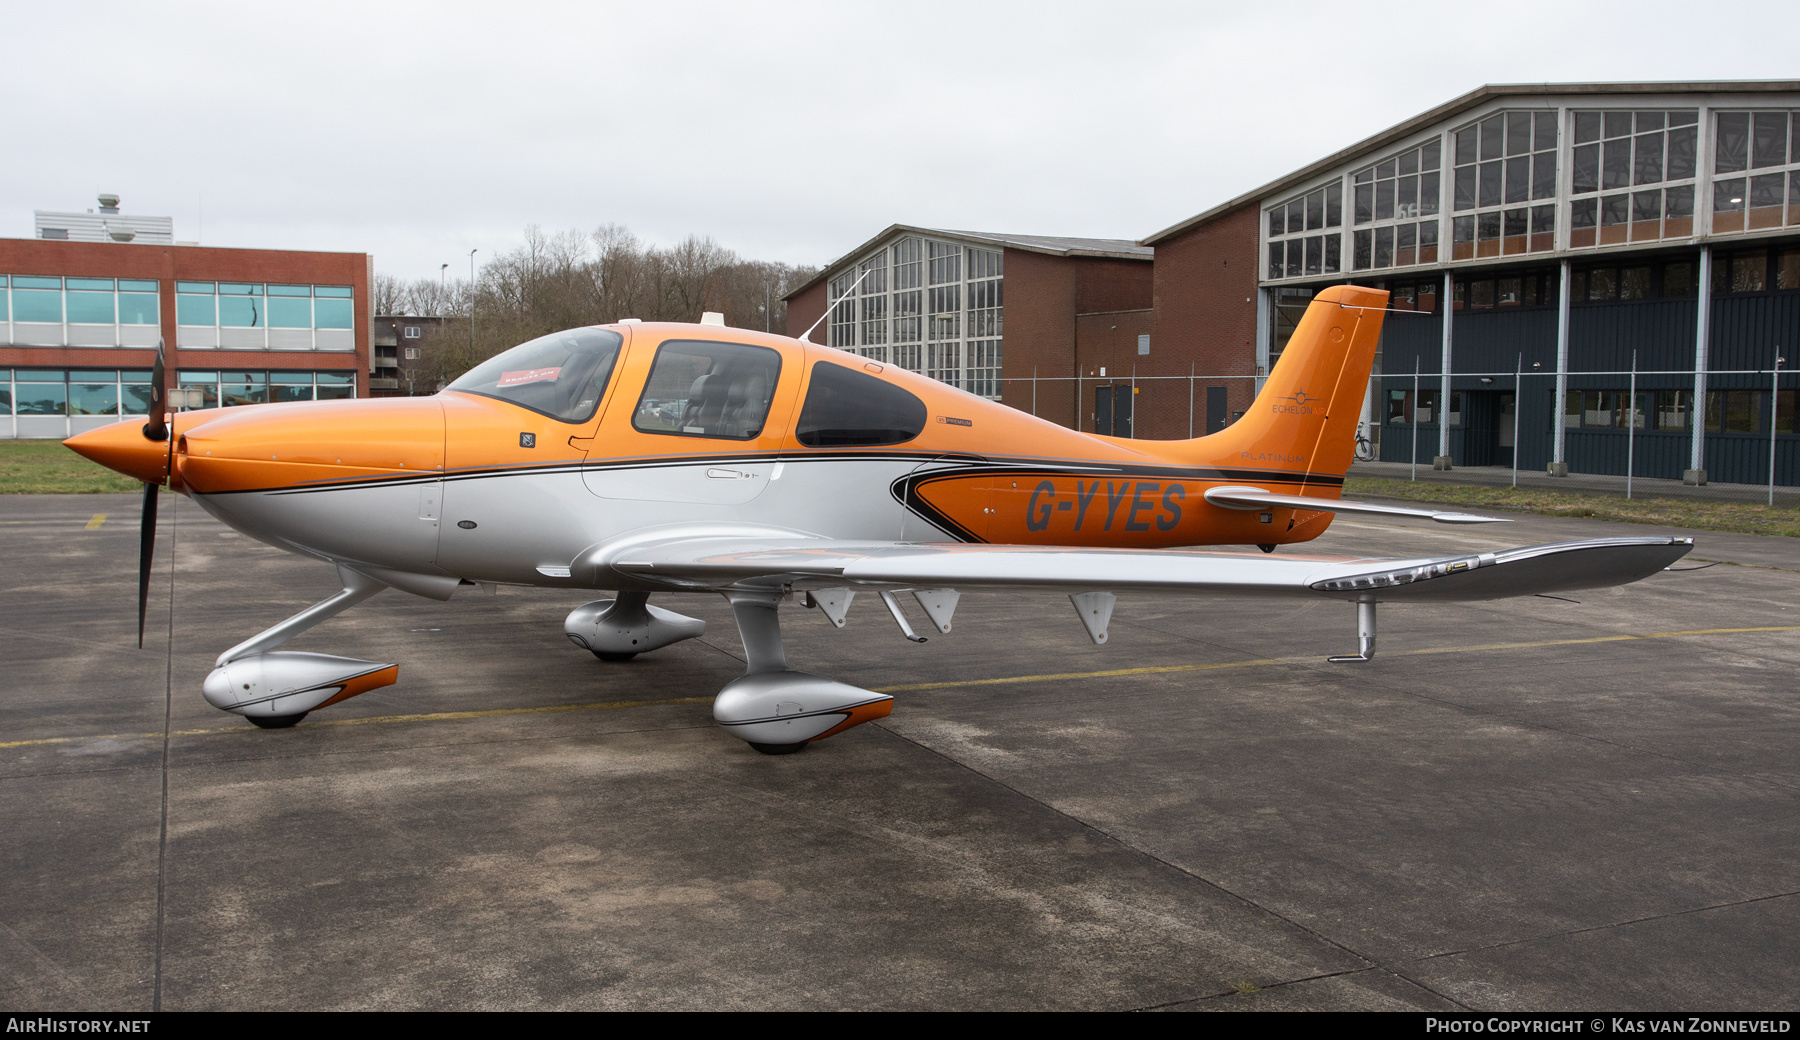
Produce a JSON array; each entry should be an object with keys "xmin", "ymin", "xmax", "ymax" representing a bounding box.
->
[{"xmin": 1172, "ymin": 284, "xmax": 1388, "ymax": 486}]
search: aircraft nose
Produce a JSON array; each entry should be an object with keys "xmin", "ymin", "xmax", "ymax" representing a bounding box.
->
[{"xmin": 65, "ymin": 419, "xmax": 170, "ymax": 485}]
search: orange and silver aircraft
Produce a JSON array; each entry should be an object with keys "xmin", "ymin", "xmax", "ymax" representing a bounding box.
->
[{"xmin": 67, "ymin": 285, "xmax": 1691, "ymax": 754}]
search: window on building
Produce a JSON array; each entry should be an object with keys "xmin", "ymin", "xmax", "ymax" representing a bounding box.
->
[
  {"xmin": 1270, "ymin": 181, "xmax": 1345, "ymax": 278},
  {"xmin": 1569, "ymin": 259, "xmax": 1695, "ymax": 303},
  {"xmin": 404, "ymin": 326, "xmax": 421, "ymax": 339},
  {"xmin": 1349, "ymin": 141, "xmax": 1434, "ymax": 273},
  {"xmin": 1383, "ymin": 279, "xmax": 1439, "ymax": 312},
  {"xmin": 169, "ymin": 370, "xmax": 355, "ymax": 408},
  {"xmin": 119, "ymin": 280, "xmax": 158, "ymax": 325},
  {"xmin": 1270, "ymin": 287, "xmax": 1313, "ymax": 367},
  {"xmin": 1564, "ymin": 389, "xmax": 1696, "ymax": 429},
  {"xmin": 858, "ymin": 254, "xmax": 889, "ymax": 363},
  {"xmin": 404, "ymin": 347, "xmax": 420, "ymax": 360},
  {"xmin": 1569, "ymin": 109, "xmax": 1698, "ymax": 248},
  {"xmin": 12, "ymin": 276, "xmax": 63, "ymax": 323},
  {"xmin": 0, "ymin": 369, "xmax": 158, "ymax": 418},
  {"xmin": 965, "ymin": 248, "xmax": 1002, "ymax": 397},
  {"xmin": 1705, "ymin": 389, "xmax": 1766, "ymax": 433},
  {"xmin": 65, "ymin": 278, "xmax": 115, "ymax": 324},
  {"xmin": 1709, "ymin": 247, "xmax": 1800, "ymax": 295},
  {"xmin": 218, "ymin": 284, "xmax": 264, "ymax": 328},
  {"xmin": 826, "ymin": 236, "xmax": 1004, "ymax": 397},
  {"xmin": 1452, "ymin": 110, "xmax": 1557, "ymax": 260},
  {"xmin": 266, "ymin": 285, "xmax": 312, "ymax": 328},
  {"xmin": 1387, "ymin": 388, "xmax": 1444, "ymax": 424},
  {"xmin": 1711, "ymin": 111, "xmax": 1800, "ymax": 235}
]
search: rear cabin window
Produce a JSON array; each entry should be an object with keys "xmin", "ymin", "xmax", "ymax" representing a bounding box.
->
[
  {"xmin": 446, "ymin": 328, "xmax": 622, "ymax": 423},
  {"xmin": 795, "ymin": 361, "xmax": 928, "ymax": 447},
  {"xmin": 633, "ymin": 340, "xmax": 782, "ymax": 440}
]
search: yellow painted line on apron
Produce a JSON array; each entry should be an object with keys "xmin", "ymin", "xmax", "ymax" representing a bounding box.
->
[
  {"xmin": 871, "ymin": 625, "xmax": 1800, "ymax": 693},
  {"xmin": 2, "ymin": 627, "xmax": 1794, "ymax": 751},
  {"xmin": 0, "ymin": 696, "xmax": 715, "ymax": 749},
  {"xmin": 85, "ymin": 513, "xmax": 107, "ymax": 529}
]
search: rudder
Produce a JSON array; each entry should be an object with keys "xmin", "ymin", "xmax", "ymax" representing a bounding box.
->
[{"xmin": 1173, "ymin": 284, "xmax": 1388, "ymax": 486}]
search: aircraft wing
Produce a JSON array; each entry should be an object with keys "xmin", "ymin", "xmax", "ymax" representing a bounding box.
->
[{"xmin": 602, "ymin": 534, "xmax": 1692, "ymax": 602}]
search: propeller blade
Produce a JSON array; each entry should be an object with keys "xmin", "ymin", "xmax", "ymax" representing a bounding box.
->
[
  {"xmin": 138, "ymin": 480, "xmax": 158, "ymax": 648},
  {"xmin": 143, "ymin": 339, "xmax": 168, "ymax": 442}
]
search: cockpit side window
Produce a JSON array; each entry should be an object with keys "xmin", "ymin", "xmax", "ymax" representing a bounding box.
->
[
  {"xmin": 795, "ymin": 361, "xmax": 928, "ymax": 447},
  {"xmin": 445, "ymin": 328, "xmax": 623, "ymax": 423},
  {"xmin": 632, "ymin": 340, "xmax": 782, "ymax": 440}
]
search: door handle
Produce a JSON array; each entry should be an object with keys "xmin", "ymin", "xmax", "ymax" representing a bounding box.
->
[{"xmin": 707, "ymin": 468, "xmax": 752, "ymax": 480}]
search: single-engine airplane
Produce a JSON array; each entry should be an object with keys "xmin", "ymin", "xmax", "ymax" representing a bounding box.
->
[{"xmin": 67, "ymin": 285, "xmax": 1691, "ymax": 753}]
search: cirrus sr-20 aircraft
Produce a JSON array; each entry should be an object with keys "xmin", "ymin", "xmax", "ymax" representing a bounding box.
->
[{"xmin": 66, "ymin": 285, "xmax": 1691, "ymax": 754}]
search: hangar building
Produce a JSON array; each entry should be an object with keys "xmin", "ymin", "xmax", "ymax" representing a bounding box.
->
[{"xmin": 792, "ymin": 81, "xmax": 1800, "ymax": 487}]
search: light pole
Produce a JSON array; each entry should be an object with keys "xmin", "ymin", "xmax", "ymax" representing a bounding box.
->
[
  {"xmin": 439, "ymin": 263, "xmax": 448, "ymax": 315},
  {"xmin": 468, "ymin": 249, "xmax": 477, "ymax": 351}
]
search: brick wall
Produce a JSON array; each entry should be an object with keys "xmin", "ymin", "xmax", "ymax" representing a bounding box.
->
[
  {"xmin": 996, "ymin": 248, "xmax": 1078, "ymax": 427},
  {"xmin": 784, "ymin": 280, "xmax": 828, "ymax": 345},
  {"xmin": 1075, "ymin": 257, "xmax": 1153, "ymax": 313},
  {"xmin": 1147, "ymin": 203, "xmax": 1262, "ymax": 431}
]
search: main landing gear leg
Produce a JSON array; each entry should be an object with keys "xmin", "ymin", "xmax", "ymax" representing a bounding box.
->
[
  {"xmin": 713, "ymin": 589, "xmax": 893, "ymax": 756},
  {"xmin": 201, "ymin": 564, "xmax": 401, "ymax": 726}
]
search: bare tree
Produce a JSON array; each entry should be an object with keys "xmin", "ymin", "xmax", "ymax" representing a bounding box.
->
[
  {"xmin": 371, "ymin": 273, "xmax": 409, "ymax": 315},
  {"xmin": 387, "ymin": 224, "xmax": 819, "ymax": 387}
]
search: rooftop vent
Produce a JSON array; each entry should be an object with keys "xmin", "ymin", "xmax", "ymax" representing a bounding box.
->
[
  {"xmin": 97, "ymin": 193, "xmax": 120, "ymax": 214},
  {"xmin": 106, "ymin": 225, "xmax": 136, "ymax": 242}
]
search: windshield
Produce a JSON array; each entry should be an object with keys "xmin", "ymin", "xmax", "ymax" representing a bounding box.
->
[{"xmin": 446, "ymin": 328, "xmax": 623, "ymax": 423}]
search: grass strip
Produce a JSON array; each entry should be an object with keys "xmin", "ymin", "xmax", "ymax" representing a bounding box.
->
[
  {"xmin": 0, "ymin": 438, "xmax": 147, "ymax": 494},
  {"xmin": 1343, "ymin": 477, "xmax": 1800, "ymax": 538}
]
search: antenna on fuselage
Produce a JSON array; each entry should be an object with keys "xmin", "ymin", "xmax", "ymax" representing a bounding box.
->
[{"xmin": 797, "ymin": 266, "xmax": 874, "ymax": 345}]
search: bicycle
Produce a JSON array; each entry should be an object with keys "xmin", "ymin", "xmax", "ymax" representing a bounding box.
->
[{"xmin": 1352, "ymin": 422, "xmax": 1375, "ymax": 462}]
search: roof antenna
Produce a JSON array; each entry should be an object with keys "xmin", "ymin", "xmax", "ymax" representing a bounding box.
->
[{"xmin": 797, "ymin": 265, "xmax": 875, "ymax": 345}]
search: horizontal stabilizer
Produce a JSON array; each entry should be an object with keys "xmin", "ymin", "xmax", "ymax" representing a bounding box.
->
[{"xmin": 1203, "ymin": 485, "xmax": 1506, "ymax": 525}]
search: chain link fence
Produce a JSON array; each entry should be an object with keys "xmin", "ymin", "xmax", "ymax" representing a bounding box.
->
[{"xmin": 997, "ymin": 363, "xmax": 1798, "ymax": 505}]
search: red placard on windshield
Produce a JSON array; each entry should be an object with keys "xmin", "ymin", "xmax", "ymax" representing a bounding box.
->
[{"xmin": 497, "ymin": 367, "xmax": 562, "ymax": 387}]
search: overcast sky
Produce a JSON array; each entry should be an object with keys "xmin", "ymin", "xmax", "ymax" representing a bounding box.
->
[{"xmin": 5, "ymin": 1, "xmax": 1797, "ymax": 281}]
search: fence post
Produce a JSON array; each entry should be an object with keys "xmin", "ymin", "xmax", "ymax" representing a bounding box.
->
[
  {"xmin": 1411, "ymin": 356, "xmax": 1420, "ymax": 482},
  {"xmin": 1773, "ymin": 351, "xmax": 1784, "ymax": 507},
  {"xmin": 1512, "ymin": 353, "xmax": 1522, "ymax": 488},
  {"xmin": 1188, "ymin": 361, "xmax": 1195, "ymax": 439},
  {"xmin": 1627, "ymin": 350, "xmax": 1637, "ymax": 500},
  {"xmin": 1031, "ymin": 365, "xmax": 1037, "ymax": 418},
  {"xmin": 1439, "ymin": 271, "xmax": 1453, "ymax": 468}
]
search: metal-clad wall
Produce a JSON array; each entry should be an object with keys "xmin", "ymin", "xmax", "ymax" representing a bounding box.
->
[
  {"xmin": 1448, "ymin": 307, "xmax": 1558, "ymax": 373},
  {"xmin": 1378, "ymin": 312, "xmax": 1444, "ymax": 375},
  {"xmin": 1708, "ymin": 292, "xmax": 1800, "ymax": 378},
  {"xmin": 1568, "ymin": 298, "xmax": 1696, "ymax": 374}
]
